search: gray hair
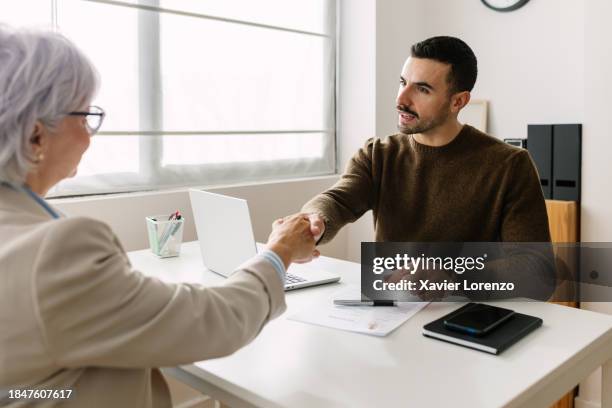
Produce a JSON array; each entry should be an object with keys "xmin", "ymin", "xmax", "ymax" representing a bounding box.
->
[{"xmin": 0, "ymin": 24, "xmax": 99, "ymax": 184}]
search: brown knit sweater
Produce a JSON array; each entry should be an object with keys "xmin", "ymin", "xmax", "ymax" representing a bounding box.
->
[{"xmin": 303, "ymin": 125, "xmax": 551, "ymax": 244}]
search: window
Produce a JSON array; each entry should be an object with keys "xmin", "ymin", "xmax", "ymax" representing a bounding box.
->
[{"xmin": 3, "ymin": 0, "xmax": 336, "ymax": 196}]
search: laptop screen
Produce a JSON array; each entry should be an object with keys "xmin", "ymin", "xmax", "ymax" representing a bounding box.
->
[{"xmin": 189, "ymin": 189, "xmax": 258, "ymax": 277}]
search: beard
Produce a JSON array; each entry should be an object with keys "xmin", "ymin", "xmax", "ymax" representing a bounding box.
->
[{"xmin": 397, "ymin": 102, "xmax": 451, "ymax": 135}]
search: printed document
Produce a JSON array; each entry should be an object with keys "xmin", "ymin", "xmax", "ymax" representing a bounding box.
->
[{"xmin": 289, "ymin": 285, "xmax": 428, "ymax": 336}]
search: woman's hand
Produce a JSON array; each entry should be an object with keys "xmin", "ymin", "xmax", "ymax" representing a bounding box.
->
[{"xmin": 265, "ymin": 213, "xmax": 320, "ymax": 269}]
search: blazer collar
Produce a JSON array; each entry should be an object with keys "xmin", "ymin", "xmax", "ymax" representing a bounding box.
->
[{"xmin": 0, "ymin": 183, "xmax": 56, "ymax": 220}]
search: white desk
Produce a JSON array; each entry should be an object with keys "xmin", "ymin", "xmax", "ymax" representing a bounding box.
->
[{"xmin": 128, "ymin": 241, "xmax": 612, "ymax": 408}]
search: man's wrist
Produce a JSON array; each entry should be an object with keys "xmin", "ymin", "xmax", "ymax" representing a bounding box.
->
[{"xmin": 313, "ymin": 213, "xmax": 327, "ymax": 245}]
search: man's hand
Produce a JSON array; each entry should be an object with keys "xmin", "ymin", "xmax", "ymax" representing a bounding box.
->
[
  {"xmin": 265, "ymin": 213, "xmax": 319, "ymax": 268},
  {"xmin": 306, "ymin": 213, "xmax": 325, "ymax": 242},
  {"xmin": 273, "ymin": 212, "xmax": 325, "ymax": 250}
]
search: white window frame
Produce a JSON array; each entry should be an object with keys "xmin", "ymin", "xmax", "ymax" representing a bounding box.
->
[{"xmin": 48, "ymin": 0, "xmax": 338, "ymax": 197}]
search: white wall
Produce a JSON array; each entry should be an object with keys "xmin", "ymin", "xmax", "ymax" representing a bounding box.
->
[
  {"xmin": 375, "ymin": 0, "xmax": 425, "ymax": 137},
  {"xmin": 582, "ymin": 0, "xmax": 612, "ymax": 242},
  {"xmin": 401, "ymin": 0, "xmax": 584, "ymax": 141},
  {"xmin": 577, "ymin": 1, "xmax": 612, "ymax": 405},
  {"xmin": 338, "ymin": 0, "xmax": 377, "ymax": 261}
]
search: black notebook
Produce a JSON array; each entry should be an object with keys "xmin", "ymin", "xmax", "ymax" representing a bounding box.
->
[{"xmin": 422, "ymin": 304, "xmax": 543, "ymax": 355}]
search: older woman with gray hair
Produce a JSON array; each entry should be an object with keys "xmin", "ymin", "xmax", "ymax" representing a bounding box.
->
[{"xmin": 0, "ymin": 25, "xmax": 320, "ymax": 407}]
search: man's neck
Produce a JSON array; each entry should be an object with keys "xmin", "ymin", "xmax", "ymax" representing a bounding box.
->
[{"xmin": 413, "ymin": 119, "xmax": 464, "ymax": 147}]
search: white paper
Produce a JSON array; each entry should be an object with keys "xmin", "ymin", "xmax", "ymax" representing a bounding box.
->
[{"xmin": 288, "ymin": 285, "xmax": 428, "ymax": 336}]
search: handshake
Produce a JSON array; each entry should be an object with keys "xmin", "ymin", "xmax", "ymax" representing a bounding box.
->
[{"xmin": 264, "ymin": 213, "xmax": 326, "ymax": 269}]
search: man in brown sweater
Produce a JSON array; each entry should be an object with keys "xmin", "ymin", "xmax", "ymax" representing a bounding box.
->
[
  {"xmin": 302, "ymin": 36, "xmax": 550, "ymax": 245},
  {"xmin": 296, "ymin": 36, "xmax": 555, "ymax": 299}
]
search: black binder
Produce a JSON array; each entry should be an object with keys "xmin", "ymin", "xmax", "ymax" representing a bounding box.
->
[{"xmin": 422, "ymin": 304, "xmax": 543, "ymax": 355}]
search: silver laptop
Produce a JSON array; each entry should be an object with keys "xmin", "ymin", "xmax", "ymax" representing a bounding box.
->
[{"xmin": 189, "ymin": 189, "xmax": 340, "ymax": 290}]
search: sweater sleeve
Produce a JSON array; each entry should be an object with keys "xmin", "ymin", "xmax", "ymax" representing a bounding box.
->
[
  {"xmin": 33, "ymin": 217, "xmax": 286, "ymax": 368},
  {"xmin": 500, "ymin": 149, "xmax": 551, "ymax": 242},
  {"xmin": 459, "ymin": 150, "xmax": 556, "ymax": 301},
  {"xmin": 302, "ymin": 138, "xmax": 376, "ymax": 244}
]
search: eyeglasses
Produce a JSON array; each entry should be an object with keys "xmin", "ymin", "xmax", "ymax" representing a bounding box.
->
[{"xmin": 68, "ymin": 105, "xmax": 105, "ymax": 135}]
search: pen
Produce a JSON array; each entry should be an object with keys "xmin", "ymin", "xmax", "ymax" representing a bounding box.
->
[
  {"xmin": 159, "ymin": 216, "xmax": 182, "ymax": 249},
  {"xmin": 158, "ymin": 211, "xmax": 178, "ymax": 244},
  {"xmin": 158, "ymin": 211, "xmax": 182, "ymax": 252},
  {"xmin": 333, "ymin": 300, "xmax": 397, "ymax": 307}
]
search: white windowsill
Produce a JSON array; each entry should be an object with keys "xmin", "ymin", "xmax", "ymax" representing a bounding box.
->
[{"xmin": 48, "ymin": 174, "xmax": 340, "ymax": 204}]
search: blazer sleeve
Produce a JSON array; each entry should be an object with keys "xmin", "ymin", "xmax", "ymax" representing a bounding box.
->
[{"xmin": 32, "ymin": 217, "xmax": 286, "ymax": 368}]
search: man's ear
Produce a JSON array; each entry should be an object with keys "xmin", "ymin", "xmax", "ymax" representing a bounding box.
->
[{"xmin": 450, "ymin": 91, "xmax": 471, "ymax": 113}]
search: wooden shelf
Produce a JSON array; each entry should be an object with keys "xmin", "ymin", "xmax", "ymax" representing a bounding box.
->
[
  {"xmin": 545, "ymin": 199, "xmax": 579, "ymax": 408},
  {"xmin": 546, "ymin": 200, "xmax": 579, "ymax": 243}
]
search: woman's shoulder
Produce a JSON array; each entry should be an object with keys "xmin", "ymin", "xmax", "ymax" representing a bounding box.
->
[
  {"xmin": 33, "ymin": 217, "xmax": 129, "ymax": 292},
  {"xmin": 37, "ymin": 216, "xmax": 113, "ymax": 242},
  {"xmin": 0, "ymin": 213, "xmax": 116, "ymax": 255},
  {"xmin": 36, "ymin": 216, "xmax": 121, "ymax": 261}
]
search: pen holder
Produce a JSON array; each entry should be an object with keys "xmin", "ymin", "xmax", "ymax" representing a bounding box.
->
[{"xmin": 146, "ymin": 215, "xmax": 185, "ymax": 258}]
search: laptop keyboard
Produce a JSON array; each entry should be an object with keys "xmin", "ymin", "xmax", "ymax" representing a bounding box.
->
[{"xmin": 285, "ymin": 273, "xmax": 307, "ymax": 285}]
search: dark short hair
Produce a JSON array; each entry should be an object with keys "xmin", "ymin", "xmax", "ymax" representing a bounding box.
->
[{"xmin": 410, "ymin": 36, "xmax": 478, "ymax": 94}]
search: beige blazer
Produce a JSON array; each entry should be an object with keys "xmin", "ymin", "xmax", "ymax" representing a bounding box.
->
[{"xmin": 0, "ymin": 185, "xmax": 286, "ymax": 407}]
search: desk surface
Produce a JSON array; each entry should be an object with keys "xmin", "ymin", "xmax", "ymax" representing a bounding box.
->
[{"xmin": 129, "ymin": 242, "xmax": 612, "ymax": 408}]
